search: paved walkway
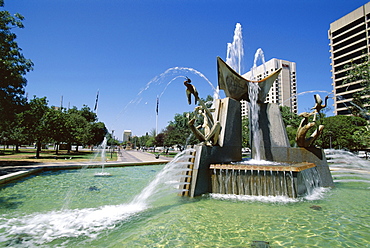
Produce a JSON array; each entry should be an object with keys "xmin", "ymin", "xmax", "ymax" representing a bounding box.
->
[
  {"xmin": 117, "ymin": 149, "xmax": 171, "ymax": 163},
  {"xmin": 0, "ymin": 150, "xmax": 171, "ymax": 185}
]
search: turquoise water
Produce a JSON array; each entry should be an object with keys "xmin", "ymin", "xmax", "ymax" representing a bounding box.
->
[{"xmin": 0, "ymin": 162, "xmax": 369, "ymax": 247}]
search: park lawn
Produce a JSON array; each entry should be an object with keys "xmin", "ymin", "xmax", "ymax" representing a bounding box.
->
[{"xmin": 0, "ymin": 149, "xmax": 117, "ymax": 165}]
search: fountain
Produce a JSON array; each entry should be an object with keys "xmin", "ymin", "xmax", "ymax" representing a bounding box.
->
[
  {"xmin": 0, "ymin": 23, "xmax": 368, "ymax": 247},
  {"xmin": 0, "ymin": 151, "xmax": 368, "ymax": 247},
  {"xmin": 180, "ymin": 57, "xmax": 334, "ymax": 198},
  {"xmin": 92, "ymin": 137, "xmax": 112, "ymax": 177}
]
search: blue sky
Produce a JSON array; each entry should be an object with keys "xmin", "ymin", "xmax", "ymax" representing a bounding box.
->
[{"xmin": 6, "ymin": 0, "xmax": 370, "ymax": 139}]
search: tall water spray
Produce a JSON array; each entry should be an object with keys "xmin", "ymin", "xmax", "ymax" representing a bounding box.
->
[
  {"xmin": 226, "ymin": 23, "xmax": 244, "ymax": 74},
  {"xmin": 251, "ymin": 48, "xmax": 266, "ymax": 79},
  {"xmin": 225, "ymin": 23, "xmax": 268, "ymax": 160}
]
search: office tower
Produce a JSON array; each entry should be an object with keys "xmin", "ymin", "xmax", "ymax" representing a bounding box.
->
[
  {"xmin": 241, "ymin": 58, "xmax": 297, "ymax": 117},
  {"xmin": 329, "ymin": 2, "xmax": 370, "ymax": 115}
]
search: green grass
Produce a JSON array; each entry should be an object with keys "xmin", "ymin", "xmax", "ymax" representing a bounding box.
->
[{"xmin": 0, "ymin": 148, "xmax": 117, "ymax": 166}]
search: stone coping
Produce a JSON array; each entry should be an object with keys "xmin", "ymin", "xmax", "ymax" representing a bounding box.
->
[
  {"xmin": 210, "ymin": 162, "xmax": 316, "ymax": 172},
  {"xmin": 0, "ymin": 160, "xmax": 169, "ymax": 185}
]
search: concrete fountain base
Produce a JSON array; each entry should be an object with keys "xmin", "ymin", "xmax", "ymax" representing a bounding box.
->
[{"xmin": 210, "ymin": 162, "xmax": 319, "ymax": 198}]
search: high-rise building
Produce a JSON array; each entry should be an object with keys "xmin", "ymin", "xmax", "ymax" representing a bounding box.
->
[
  {"xmin": 241, "ymin": 58, "xmax": 297, "ymax": 116},
  {"xmin": 328, "ymin": 2, "xmax": 370, "ymax": 115},
  {"xmin": 123, "ymin": 130, "xmax": 132, "ymax": 142}
]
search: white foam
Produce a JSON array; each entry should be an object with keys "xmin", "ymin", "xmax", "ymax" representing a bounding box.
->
[
  {"xmin": 209, "ymin": 187, "xmax": 330, "ymax": 203},
  {"xmin": 209, "ymin": 193, "xmax": 298, "ymax": 203},
  {"xmin": 233, "ymin": 159, "xmax": 287, "ymax": 166},
  {"xmin": 0, "ymin": 203, "xmax": 146, "ymax": 245}
]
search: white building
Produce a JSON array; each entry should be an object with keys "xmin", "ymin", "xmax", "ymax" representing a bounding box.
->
[
  {"xmin": 328, "ymin": 2, "xmax": 370, "ymax": 115},
  {"xmin": 123, "ymin": 130, "xmax": 132, "ymax": 142},
  {"xmin": 241, "ymin": 58, "xmax": 297, "ymax": 116}
]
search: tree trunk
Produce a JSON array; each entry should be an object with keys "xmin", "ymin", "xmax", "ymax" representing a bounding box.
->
[
  {"xmin": 36, "ymin": 140, "xmax": 41, "ymax": 158},
  {"xmin": 67, "ymin": 143, "xmax": 71, "ymax": 154},
  {"xmin": 55, "ymin": 142, "xmax": 59, "ymax": 155}
]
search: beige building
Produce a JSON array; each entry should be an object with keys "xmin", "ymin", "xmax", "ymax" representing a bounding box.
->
[
  {"xmin": 241, "ymin": 58, "xmax": 297, "ymax": 116},
  {"xmin": 328, "ymin": 2, "xmax": 370, "ymax": 115},
  {"xmin": 123, "ymin": 130, "xmax": 132, "ymax": 142}
]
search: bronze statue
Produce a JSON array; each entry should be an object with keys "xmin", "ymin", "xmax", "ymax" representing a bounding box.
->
[
  {"xmin": 188, "ymin": 106, "xmax": 221, "ymax": 146},
  {"xmin": 184, "ymin": 78, "xmax": 221, "ymax": 146},
  {"xmin": 184, "ymin": 77, "xmax": 199, "ymax": 105},
  {"xmin": 296, "ymin": 94, "xmax": 328, "ymax": 147}
]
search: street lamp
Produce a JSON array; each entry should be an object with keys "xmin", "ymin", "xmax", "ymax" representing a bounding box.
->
[{"xmin": 111, "ymin": 130, "xmax": 114, "ymax": 159}]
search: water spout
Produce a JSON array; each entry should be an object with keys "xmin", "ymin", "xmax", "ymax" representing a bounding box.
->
[{"xmin": 226, "ymin": 23, "xmax": 244, "ymax": 75}]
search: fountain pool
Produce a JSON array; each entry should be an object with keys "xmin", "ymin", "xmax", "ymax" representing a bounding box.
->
[{"xmin": 0, "ymin": 156, "xmax": 369, "ymax": 247}]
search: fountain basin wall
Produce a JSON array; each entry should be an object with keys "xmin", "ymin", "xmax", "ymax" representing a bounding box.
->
[
  {"xmin": 257, "ymin": 147, "xmax": 334, "ymax": 188},
  {"xmin": 250, "ymin": 102, "xmax": 334, "ymax": 188},
  {"xmin": 210, "ymin": 162, "xmax": 319, "ymax": 197}
]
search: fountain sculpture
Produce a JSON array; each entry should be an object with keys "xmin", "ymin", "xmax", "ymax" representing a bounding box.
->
[{"xmin": 181, "ymin": 57, "xmax": 334, "ymax": 197}]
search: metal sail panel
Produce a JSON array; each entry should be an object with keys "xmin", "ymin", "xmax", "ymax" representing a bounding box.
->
[{"xmin": 217, "ymin": 56, "xmax": 282, "ymax": 103}]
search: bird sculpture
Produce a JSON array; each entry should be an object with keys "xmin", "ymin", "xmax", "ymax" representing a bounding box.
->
[
  {"xmin": 312, "ymin": 94, "xmax": 329, "ymax": 114},
  {"xmin": 184, "ymin": 77, "xmax": 199, "ymax": 105}
]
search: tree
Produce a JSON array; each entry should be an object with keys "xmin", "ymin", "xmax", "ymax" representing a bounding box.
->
[
  {"xmin": 46, "ymin": 107, "xmax": 69, "ymax": 154},
  {"xmin": 154, "ymin": 133, "xmax": 165, "ymax": 147},
  {"xmin": 279, "ymin": 106, "xmax": 301, "ymax": 146},
  {"xmin": 21, "ymin": 96, "xmax": 50, "ymax": 158},
  {"xmin": 66, "ymin": 106, "xmax": 103, "ymax": 151},
  {"xmin": 353, "ymin": 126, "xmax": 370, "ymax": 150},
  {"xmin": 241, "ymin": 116, "xmax": 249, "ymax": 148},
  {"xmin": 0, "ymin": 2, "xmax": 33, "ymax": 135},
  {"xmin": 315, "ymin": 115, "xmax": 367, "ymax": 149},
  {"xmin": 163, "ymin": 112, "xmax": 198, "ymax": 147},
  {"xmin": 88, "ymin": 122, "xmax": 107, "ymax": 147},
  {"xmin": 343, "ymin": 56, "xmax": 370, "ymax": 118}
]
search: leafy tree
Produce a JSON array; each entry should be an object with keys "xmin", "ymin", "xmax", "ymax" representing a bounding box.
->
[
  {"xmin": 343, "ymin": 56, "xmax": 370, "ymax": 118},
  {"xmin": 145, "ymin": 136, "xmax": 155, "ymax": 147},
  {"xmin": 46, "ymin": 107, "xmax": 69, "ymax": 154},
  {"xmin": 280, "ymin": 106, "xmax": 301, "ymax": 127},
  {"xmin": 315, "ymin": 115, "xmax": 367, "ymax": 149},
  {"xmin": 89, "ymin": 122, "xmax": 107, "ymax": 147},
  {"xmin": 353, "ymin": 126, "xmax": 370, "ymax": 150},
  {"xmin": 21, "ymin": 96, "xmax": 50, "ymax": 158},
  {"xmin": 241, "ymin": 116, "xmax": 249, "ymax": 148},
  {"xmin": 0, "ymin": 1, "xmax": 33, "ymax": 137},
  {"xmin": 279, "ymin": 106, "xmax": 301, "ymax": 146},
  {"xmin": 163, "ymin": 112, "xmax": 198, "ymax": 147},
  {"xmin": 154, "ymin": 133, "xmax": 165, "ymax": 147},
  {"xmin": 66, "ymin": 106, "xmax": 104, "ymax": 151}
]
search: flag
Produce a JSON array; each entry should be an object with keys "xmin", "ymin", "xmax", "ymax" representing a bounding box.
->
[
  {"xmin": 156, "ymin": 97, "xmax": 159, "ymax": 115},
  {"xmin": 94, "ymin": 90, "xmax": 99, "ymax": 111}
]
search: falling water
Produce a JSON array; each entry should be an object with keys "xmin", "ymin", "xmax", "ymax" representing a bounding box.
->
[
  {"xmin": 248, "ymin": 82, "xmax": 261, "ymax": 160},
  {"xmin": 248, "ymin": 48, "xmax": 268, "ymax": 160},
  {"xmin": 281, "ymin": 90, "xmax": 332, "ymax": 105},
  {"xmin": 112, "ymin": 66, "xmax": 218, "ymax": 125},
  {"xmin": 325, "ymin": 149, "xmax": 370, "ymax": 184}
]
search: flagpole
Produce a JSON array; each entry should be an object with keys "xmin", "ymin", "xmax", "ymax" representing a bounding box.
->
[
  {"xmin": 156, "ymin": 96, "xmax": 159, "ymax": 136},
  {"xmin": 94, "ymin": 89, "xmax": 99, "ymax": 116}
]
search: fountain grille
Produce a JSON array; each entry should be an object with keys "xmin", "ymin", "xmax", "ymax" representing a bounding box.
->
[{"xmin": 210, "ymin": 163, "xmax": 319, "ymax": 198}]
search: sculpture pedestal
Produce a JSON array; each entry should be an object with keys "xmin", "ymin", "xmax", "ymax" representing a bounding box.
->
[{"xmin": 187, "ymin": 97, "xmax": 242, "ymax": 197}]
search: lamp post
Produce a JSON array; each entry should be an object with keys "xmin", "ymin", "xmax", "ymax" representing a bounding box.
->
[
  {"xmin": 328, "ymin": 131, "xmax": 332, "ymax": 149},
  {"xmin": 111, "ymin": 130, "xmax": 114, "ymax": 159}
]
